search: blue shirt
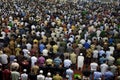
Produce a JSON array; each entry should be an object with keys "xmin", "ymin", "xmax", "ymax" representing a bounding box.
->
[
  {"xmin": 104, "ymin": 71, "xmax": 114, "ymax": 80},
  {"xmin": 99, "ymin": 57, "xmax": 107, "ymax": 64},
  {"xmin": 54, "ymin": 57, "xmax": 62, "ymax": 67},
  {"xmin": 94, "ymin": 71, "xmax": 102, "ymax": 80},
  {"xmin": 83, "ymin": 42, "xmax": 90, "ymax": 49},
  {"xmin": 39, "ymin": 44, "xmax": 45, "ymax": 53},
  {"xmin": 99, "ymin": 50, "xmax": 105, "ymax": 57}
]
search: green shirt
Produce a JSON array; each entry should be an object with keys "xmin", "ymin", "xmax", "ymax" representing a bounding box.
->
[
  {"xmin": 116, "ymin": 58, "xmax": 120, "ymax": 65},
  {"xmin": 53, "ymin": 75, "xmax": 62, "ymax": 80}
]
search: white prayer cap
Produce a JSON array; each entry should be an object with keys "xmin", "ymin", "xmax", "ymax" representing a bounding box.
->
[
  {"xmin": 40, "ymin": 70, "xmax": 43, "ymax": 74},
  {"xmin": 14, "ymin": 59, "xmax": 17, "ymax": 62},
  {"xmin": 47, "ymin": 72, "xmax": 51, "ymax": 76},
  {"xmin": 56, "ymin": 17, "xmax": 59, "ymax": 20},
  {"xmin": 80, "ymin": 53, "xmax": 83, "ymax": 56},
  {"xmin": 20, "ymin": 22, "xmax": 24, "ymax": 25},
  {"xmin": 66, "ymin": 75, "xmax": 69, "ymax": 78},
  {"xmin": 31, "ymin": 25, "xmax": 36, "ymax": 29},
  {"xmin": 23, "ymin": 69, "xmax": 27, "ymax": 72},
  {"xmin": 17, "ymin": 44, "xmax": 20, "ymax": 47},
  {"xmin": 82, "ymin": 24, "xmax": 86, "ymax": 28}
]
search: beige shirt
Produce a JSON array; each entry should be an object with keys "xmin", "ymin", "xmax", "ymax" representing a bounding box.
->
[
  {"xmin": 70, "ymin": 53, "xmax": 77, "ymax": 64},
  {"xmin": 46, "ymin": 58, "xmax": 53, "ymax": 66},
  {"xmin": 10, "ymin": 62, "xmax": 19, "ymax": 70}
]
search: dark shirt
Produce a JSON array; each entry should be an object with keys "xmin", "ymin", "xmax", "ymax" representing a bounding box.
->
[
  {"xmin": 0, "ymin": 70, "xmax": 3, "ymax": 80},
  {"xmin": 82, "ymin": 69, "xmax": 91, "ymax": 77},
  {"xmin": 29, "ymin": 73, "xmax": 37, "ymax": 80}
]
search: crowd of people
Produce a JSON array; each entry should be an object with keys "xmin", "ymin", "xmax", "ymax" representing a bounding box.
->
[{"xmin": 0, "ymin": 0, "xmax": 120, "ymax": 80}]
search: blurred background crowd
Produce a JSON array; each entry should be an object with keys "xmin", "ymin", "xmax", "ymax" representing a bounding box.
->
[{"xmin": 0, "ymin": 0, "xmax": 120, "ymax": 80}]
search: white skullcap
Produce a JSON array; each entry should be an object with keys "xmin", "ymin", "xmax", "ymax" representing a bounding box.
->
[
  {"xmin": 66, "ymin": 75, "xmax": 69, "ymax": 78},
  {"xmin": 14, "ymin": 59, "xmax": 17, "ymax": 62},
  {"xmin": 47, "ymin": 72, "xmax": 51, "ymax": 76},
  {"xmin": 31, "ymin": 25, "xmax": 36, "ymax": 29},
  {"xmin": 18, "ymin": 36, "xmax": 21, "ymax": 38},
  {"xmin": 17, "ymin": 44, "xmax": 20, "ymax": 47},
  {"xmin": 23, "ymin": 69, "xmax": 27, "ymax": 72},
  {"xmin": 80, "ymin": 53, "xmax": 83, "ymax": 56},
  {"xmin": 20, "ymin": 22, "xmax": 24, "ymax": 25},
  {"xmin": 40, "ymin": 70, "xmax": 43, "ymax": 74},
  {"xmin": 82, "ymin": 24, "xmax": 86, "ymax": 28}
]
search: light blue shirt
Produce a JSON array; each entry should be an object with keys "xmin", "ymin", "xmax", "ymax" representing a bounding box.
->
[{"xmin": 66, "ymin": 68, "xmax": 74, "ymax": 80}]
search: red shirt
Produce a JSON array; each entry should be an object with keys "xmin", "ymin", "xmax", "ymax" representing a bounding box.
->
[{"xmin": 3, "ymin": 69, "xmax": 11, "ymax": 80}]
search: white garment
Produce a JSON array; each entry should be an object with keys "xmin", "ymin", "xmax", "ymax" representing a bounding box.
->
[
  {"xmin": 96, "ymin": 29, "xmax": 101, "ymax": 37},
  {"xmin": 45, "ymin": 77, "xmax": 52, "ymax": 80},
  {"xmin": 80, "ymin": 39, "xmax": 85, "ymax": 44},
  {"xmin": 77, "ymin": 55, "xmax": 84, "ymax": 69},
  {"xmin": 64, "ymin": 59, "xmax": 72, "ymax": 68},
  {"xmin": 22, "ymin": 49, "xmax": 30, "ymax": 58},
  {"xmin": 68, "ymin": 37, "xmax": 74, "ymax": 43},
  {"xmin": 37, "ymin": 74, "xmax": 45, "ymax": 80},
  {"xmin": 41, "ymin": 31, "xmax": 45, "ymax": 37},
  {"xmin": 66, "ymin": 68, "xmax": 74, "ymax": 80},
  {"xmin": 36, "ymin": 31, "xmax": 40, "ymax": 37},
  {"xmin": 109, "ymin": 46, "xmax": 115, "ymax": 53},
  {"xmin": 100, "ymin": 63, "xmax": 108, "ymax": 75},
  {"xmin": 21, "ymin": 73, "xmax": 28, "ymax": 80},
  {"xmin": 106, "ymin": 51, "xmax": 112, "ymax": 58},
  {"xmin": 11, "ymin": 71, "xmax": 20, "ymax": 80},
  {"xmin": 0, "ymin": 54, "xmax": 8, "ymax": 64},
  {"xmin": 42, "ymin": 49, "xmax": 49, "ymax": 57},
  {"xmin": 93, "ymin": 50, "xmax": 98, "ymax": 58},
  {"xmin": 31, "ymin": 56, "xmax": 37, "ymax": 67},
  {"xmin": 26, "ymin": 43, "xmax": 32, "ymax": 51},
  {"xmin": 90, "ymin": 62, "xmax": 98, "ymax": 71}
]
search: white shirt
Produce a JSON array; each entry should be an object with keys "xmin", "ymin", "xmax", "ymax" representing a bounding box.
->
[
  {"xmin": 42, "ymin": 49, "xmax": 49, "ymax": 57},
  {"xmin": 68, "ymin": 37, "xmax": 74, "ymax": 43},
  {"xmin": 0, "ymin": 54, "xmax": 8, "ymax": 64},
  {"xmin": 51, "ymin": 32, "xmax": 56, "ymax": 38},
  {"xmin": 41, "ymin": 31, "xmax": 45, "ymax": 37},
  {"xmin": 99, "ymin": 49, "xmax": 105, "ymax": 56},
  {"xmin": 26, "ymin": 43, "xmax": 32, "ymax": 51},
  {"xmin": 80, "ymin": 39, "xmax": 85, "ymax": 44},
  {"xmin": 37, "ymin": 74, "xmax": 45, "ymax": 80},
  {"xmin": 90, "ymin": 62, "xmax": 98, "ymax": 71},
  {"xmin": 22, "ymin": 49, "xmax": 30, "ymax": 58},
  {"xmin": 51, "ymin": 22, "xmax": 56, "ymax": 27},
  {"xmin": 45, "ymin": 77, "xmax": 52, "ymax": 80},
  {"xmin": 100, "ymin": 63, "xmax": 108, "ymax": 74},
  {"xmin": 105, "ymin": 51, "xmax": 112, "ymax": 58},
  {"xmin": 109, "ymin": 46, "xmax": 115, "ymax": 53},
  {"xmin": 93, "ymin": 50, "xmax": 98, "ymax": 58},
  {"xmin": 36, "ymin": 31, "xmax": 40, "ymax": 37},
  {"xmin": 96, "ymin": 29, "xmax": 101, "ymax": 37},
  {"xmin": 31, "ymin": 56, "xmax": 37, "ymax": 67},
  {"xmin": 21, "ymin": 73, "xmax": 28, "ymax": 80},
  {"xmin": 64, "ymin": 59, "xmax": 72, "ymax": 68},
  {"xmin": 77, "ymin": 55, "xmax": 84, "ymax": 68},
  {"xmin": 66, "ymin": 68, "xmax": 74, "ymax": 80}
]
